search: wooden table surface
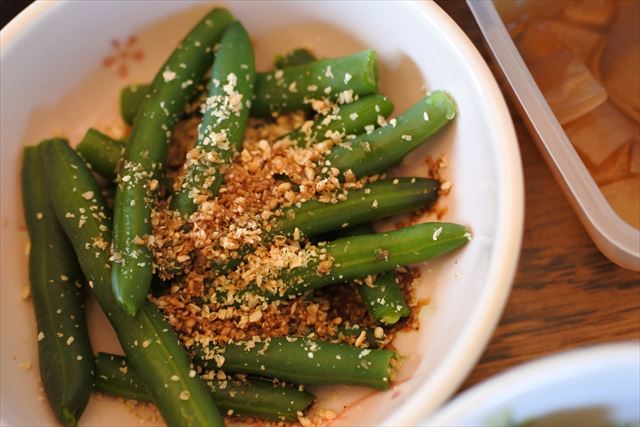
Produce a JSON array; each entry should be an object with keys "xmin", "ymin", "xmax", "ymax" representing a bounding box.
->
[{"xmin": 435, "ymin": 1, "xmax": 640, "ymax": 392}]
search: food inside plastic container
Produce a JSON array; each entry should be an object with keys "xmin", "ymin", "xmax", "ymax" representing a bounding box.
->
[{"xmin": 496, "ymin": 0, "xmax": 640, "ymax": 229}]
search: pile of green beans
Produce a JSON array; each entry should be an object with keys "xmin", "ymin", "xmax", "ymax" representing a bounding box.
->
[{"xmin": 20, "ymin": 7, "xmax": 471, "ymax": 427}]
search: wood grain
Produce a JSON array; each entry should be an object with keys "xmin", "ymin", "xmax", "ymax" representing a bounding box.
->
[{"xmin": 434, "ymin": 0, "xmax": 640, "ymax": 391}]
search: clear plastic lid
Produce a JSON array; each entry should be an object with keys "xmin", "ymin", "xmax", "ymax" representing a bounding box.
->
[{"xmin": 467, "ymin": 0, "xmax": 639, "ymax": 271}]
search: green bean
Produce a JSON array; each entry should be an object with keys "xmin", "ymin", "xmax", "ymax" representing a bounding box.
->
[
  {"xmin": 94, "ymin": 353, "xmax": 150, "ymax": 402},
  {"xmin": 277, "ymin": 94, "xmax": 394, "ymax": 148},
  {"xmin": 44, "ymin": 139, "xmax": 224, "ymax": 427},
  {"xmin": 252, "ymin": 49, "xmax": 379, "ymax": 117},
  {"xmin": 274, "ymin": 48, "xmax": 316, "ymax": 69},
  {"xmin": 357, "ymin": 272, "xmax": 409, "ymax": 325},
  {"xmin": 76, "ymin": 128, "xmax": 124, "ymax": 181},
  {"xmin": 325, "ymin": 90, "xmax": 457, "ymax": 179},
  {"xmin": 340, "ymin": 224, "xmax": 410, "ymax": 325},
  {"xmin": 232, "ymin": 222, "xmax": 470, "ymax": 303},
  {"xmin": 94, "ymin": 352, "xmax": 314, "ymax": 421},
  {"xmin": 194, "ymin": 337, "xmax": 396, "ymax": 389},
  {"xmin": 275, "ymin": 178, "xmax": 439, "ymax": 237},
  {"xmin": 217, "ymin": 177, "xmax": 440, "ymax": 273},
  {"xmin": 120, "ymin": 84, "xmax": 150, "ymax": 126},
  {"xmin": 22, "ymin": 142, "xmax": 94, "ymax": 427},
  {"xmin": 112, "ymin": 8, "xmax": 233, "ymax": 316},
  {"xmin": 170, "ymin": 21, "xmax": 256, "ymax": 215}
]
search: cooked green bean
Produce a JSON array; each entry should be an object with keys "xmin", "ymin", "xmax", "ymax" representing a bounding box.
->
[
  {"xmin": 275, "ymin": 178, "xmax": 439, "ymax": 237},
  {"xmin": 170, "ymin": 21, "xmax": 256, "ymax": 215},
  {"xmin": 44, "ymin": 139, "xmax": 224, "ymax": 427},
  {"xmin": 94, "ymin": 353, "xmax": 149, "ymax": 402},
  {"xmin": 76, "ymin": 128, "xmax": 124, "ymax": 181},
  {"xmin": 194, "ymin": 337, "xmax": 396, "ymax": 389},
  {"xmin": 120, "ymin": 84, "xmax": 150, "ymax": 126},
  {"xmin": 217, "ymin": 177, "xmax": 440, "ymax": 273},
  {"xmin": 94, "ymin": 352, "xmax": 314, "ymax": 421},
  {"xmin": 252, "ymin": 49, "xmax": 379, "ymax": 117},
  {"xmin": 325, "ymin": 90, "xmax": 457, "ymax": 179},
  {"xmin": 277, "ymin": 94, "xmax": 394, "ymax": 147},
  {"xmin": 358, "ymin": 272, "xmax": 410, "ymax": 325},
  {"xmin": 112, "ymin": 8, "xmax": 234, "ymax": 316},
  {"xmin": 274, "ymin": 48, "xmax": 316, "ymax": 69},
  {"xmin": 339, "ymin": 224, "xmax": 410, "ymax": 325},
  {"xmin": 22, "ymin": 142, "xmax": 94, "ymax": 427},
  {"xmin": 231, "ymin": 222, "xmax": 470, "ymax": 303}
]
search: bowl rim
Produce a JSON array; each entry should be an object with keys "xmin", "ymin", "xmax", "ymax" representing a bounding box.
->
[
  {"xmin": 424, "ymin": 341, "xmax": 640, "ymax": 425},
  {"xmin": 0, "ymin": 1, "xmax": 524, "ymax": 425}
]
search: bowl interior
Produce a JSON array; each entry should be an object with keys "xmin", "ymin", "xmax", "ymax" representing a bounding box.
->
[{"xmin": 0, "ymin": 1, "xmax": 522, "ymax": 426}]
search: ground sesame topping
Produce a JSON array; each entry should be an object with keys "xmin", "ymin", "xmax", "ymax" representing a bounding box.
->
[{"xmin": 97, "ymin": 99, "xmax": 437, "ymax": 425}]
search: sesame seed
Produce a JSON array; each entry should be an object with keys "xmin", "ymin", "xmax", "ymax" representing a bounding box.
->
[
  {"xmin": 81, "ymin": 191, "xmax": 94, "ymax": 200},
  {"xmin": 432, "ymin": 227, "xmax": 443, "ymax": 241},
  {"xmin": 66, "ymin": 336, "xmax": 74, "ymax": 346},
  {"xmin": 162, "ymin": 70, "xmax": 176, "ymax": 82}
]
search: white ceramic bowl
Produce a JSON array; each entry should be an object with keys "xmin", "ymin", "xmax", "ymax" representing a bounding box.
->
[
  {"xmin": 0, "ymin": 1, "xmax": 523, "ymax": 426},
  {"xmin": 425, "ymin": 342, "xmax": 640, "ymax": 426}
]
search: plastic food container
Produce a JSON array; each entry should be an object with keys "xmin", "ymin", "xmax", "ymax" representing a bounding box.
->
[{"xmin": 467, "ymin": 1, "xmax": 640, "ymax": 271}]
